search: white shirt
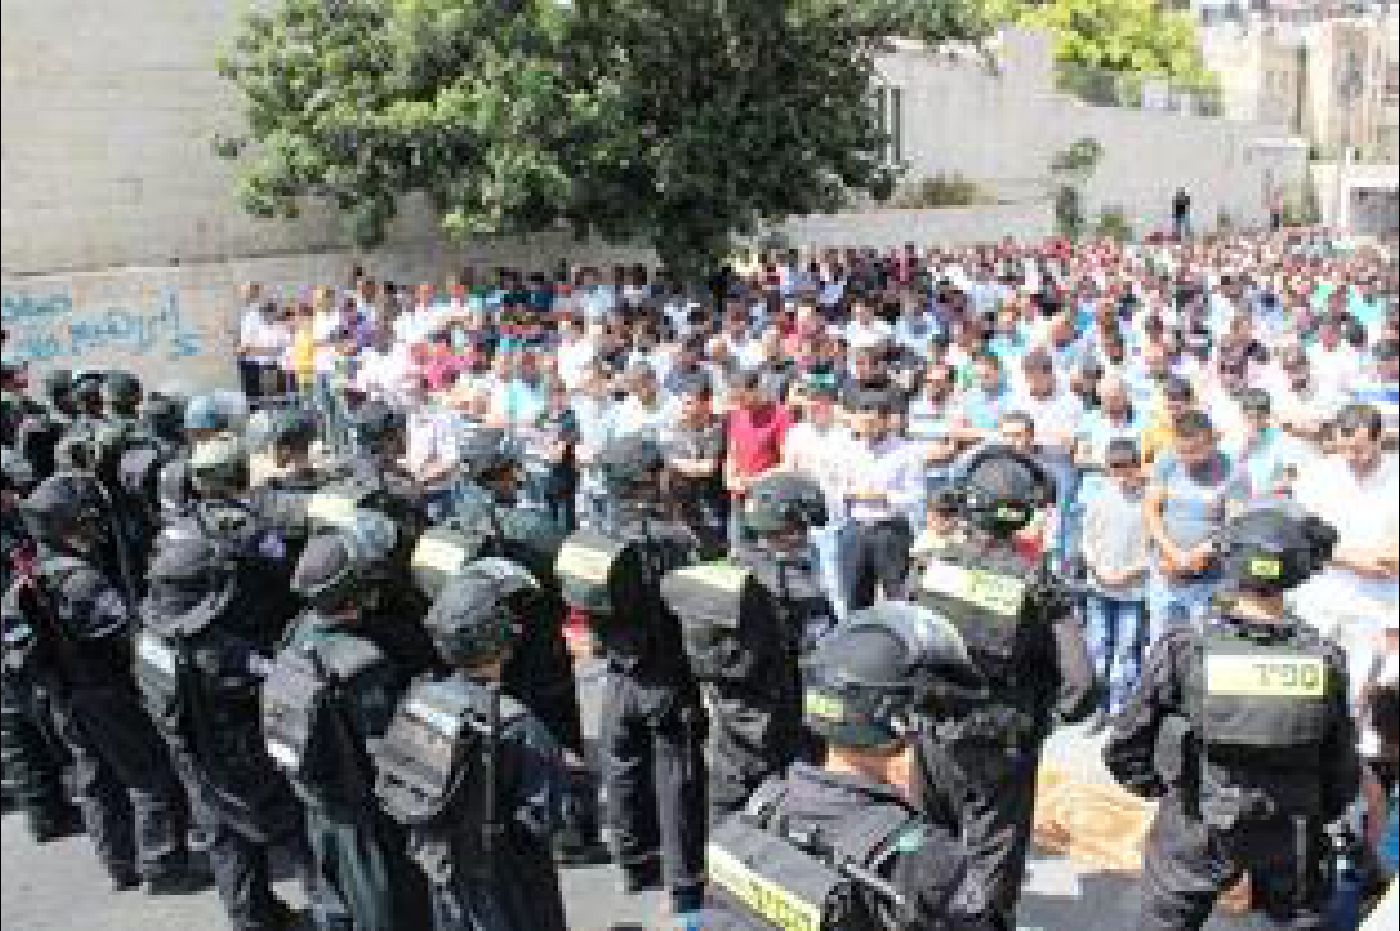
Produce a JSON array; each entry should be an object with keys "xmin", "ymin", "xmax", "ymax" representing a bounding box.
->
[
  {"xmin": 1292, "ymin": 453, "xmax": 1400, "ymax": 611},
  {"xmin": 556, "ymin": 338, "xmax": 596, "ymax": 392},
  {"xmin": 840, "ymin": 436, "xmax": 924, "ymax": 524},
  {"xmin": 782, "ymin": 421, "xmax": 855, "ymax": 514},
  {"xmin": 844, "ymin": 318, "xmax": 893, "ymax": 351},
  {"xmin": 1012, "ymin": 388, "xmax": 1084, "ymax": 455},
  {"xmin": 239, "ymin": 308, "xmax": 285, "ymax": 365},
  {"xmin": 612, "ymin": 395, "xmax": 671, "ymax": 441},
  {"xmin": 405, "ymin": 408, "xmax": 460, "ymax": 490},
  {"xmin": 355, "ymin": 344, "xmax": 413, "ymax": 405},
  {"xmin": 1309, "ymin": 344, "xmax": 1363, "ymax": 399}
]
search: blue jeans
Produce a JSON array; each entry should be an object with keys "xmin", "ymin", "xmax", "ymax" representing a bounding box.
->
[
  {"xmin": 1147, "ymin": 575, "xmax": 1217, "ymax": 647},
  {"xmin": 1084, "ymin": 594, "xmax": 1147, "ymax": 714},
  {"xmin": 811, "ymin": 522, "xmax": 848, "ymax": 621},
  {"xmin": 314, "ymin": 375, "xmax": 347, "ymax": 454}
]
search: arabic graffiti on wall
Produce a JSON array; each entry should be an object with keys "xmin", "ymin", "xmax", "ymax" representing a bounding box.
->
[{"xmin": 2, "ymin": 286, "xmax": 205, "ymax": 365}]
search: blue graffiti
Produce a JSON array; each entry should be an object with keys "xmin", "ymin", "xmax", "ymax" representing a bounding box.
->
[{"xmin": 2, "ymin": 288, "xmax": 205, "ymax": 364}]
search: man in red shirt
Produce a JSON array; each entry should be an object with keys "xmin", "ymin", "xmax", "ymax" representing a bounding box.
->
[{"xmin": 723, "ymin": 370, "xmax": 792, "ymax": 553}]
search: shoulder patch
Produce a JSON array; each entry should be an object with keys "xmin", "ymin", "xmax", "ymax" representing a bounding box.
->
[{"xmin": 891, "ymin": 824, "xmax": 927, "ymax": 854}]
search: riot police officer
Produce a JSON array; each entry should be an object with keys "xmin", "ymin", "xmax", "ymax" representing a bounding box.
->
[
  {"xmin": 137, "ymin": 533, "xmax": 312, "ymax": 931},
  {"xmin": 703, "ymin": 600, "xmax": 990, "ymax": 930},
  {"xmin": 374, "ymin": 559, "xmax": 571, "ymax": 931},
  {"xmin": 263, "ymin": 519, "xmax": 428, "ymax": 931},
  {"xmin": 1105, "ymin": 504, "xmax": 1359, "ymax": 930},
  {"xmin": 4, "ymin": 471, "xmax": 196, "ymax": 892},
  {"xmin": 0, "ymin": 447, "xmax": 79, "ymax": 842},
  {"xmin": 554, "ymin": 434, "xmax": 708, "ymax": 916},
  {"xmin": 184, "ymin": 393, "xmax": 233, "ymax": 445},
  {"xmin": 913, "ymin": 443, "xmax": 1096, "ymax": 931},
  {"xmin": 661, "ymin": 472, "xmax": 826, "ymax": 824},
  {"xmin": 417, "ymin": 424, "xmax": 602, "ymax": 863}
]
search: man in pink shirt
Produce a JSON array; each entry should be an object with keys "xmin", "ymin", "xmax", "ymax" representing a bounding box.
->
[{"xmin": 724, "ymin": 370, "xmax": 792, "ymax": 552}]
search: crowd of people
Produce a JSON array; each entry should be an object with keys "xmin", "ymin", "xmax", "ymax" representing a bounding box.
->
[{"xmin": 0, "ymin": 226, "xmax": 1396, "ymax": 931}]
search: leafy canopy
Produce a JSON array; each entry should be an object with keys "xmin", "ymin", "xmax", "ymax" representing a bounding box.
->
[
  {"xmin": 986, "ymin": 0, "xmax": 1215, "ymax": 88},
  {"xmin": 217, "ymin": 0, "xmax": 993, "ymax": 278}
]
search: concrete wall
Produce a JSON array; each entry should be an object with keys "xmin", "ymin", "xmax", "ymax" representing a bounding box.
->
[
  {"xmin": 876, "ymin": 29, "xmax": 1311, "ymax": 238},
  {"xmin": 773, "ymin": 202, "xmax": 1054, "ymax": 250}
]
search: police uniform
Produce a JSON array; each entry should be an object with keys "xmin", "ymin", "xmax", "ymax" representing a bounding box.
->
[
  {"xmin": 1105, "ymin": 505, "xmax": 1359, "ymax": 931},
  {"xmin": 912, "ymin": 446, "xmax": 1096, "ymax": 931},
  {"xmin": 555, "ymin": 436, "xmax": 707, "ymax": 911},
  {"xmin": 374, "ymin": 562, "xmax": 571, "ymax": 931},
  {"xmin": 141, "ymin": 506, "xmax": 311, "ymax": 929},
  {"xmin": 660, "ymin": 415, "xmax": 729, "ymax": 560},
  {"xmin": 702, "ymin": 601, "xmax": 990, "ymax": 931},
  {"xmin": 5, "ymin": 475, "xmax": 192, "ymax": 889}
]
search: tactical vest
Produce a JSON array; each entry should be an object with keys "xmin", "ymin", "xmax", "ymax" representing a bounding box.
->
[
  {"xmin": 411, "ymin": 519, "xmax": 488, "ymax": 598},
  {"xmin": 661, "ymin": 562, "xmax": 780, "ymax": 683},
  {"xmin": 553, "ymin": 528, "xmax": 641, "ymax": 618},
  {"xmin": 261, "ymin": 630, "xmax": 383, "ymax": 803},
  {"xmin": 1, "ymin": 555, "xmax": 88, "ymax": 681},
  {"xmin": 373, "ymin": 677, "xmax": 526, "ymax": 885},
  {"xmin": 1189, "ymin": 619, "xmax": 1334, "ymax": 827},
  {"xmin": 915, "ymin": 545, "xmax": 1037, "ymax": 673},
  {"xmin": 706, "ymin": 781, "xmax": 916, "ymax": 931},
  {"xmin": 745, "ymin": 556, "xmax": 838, "ymax": 658}
]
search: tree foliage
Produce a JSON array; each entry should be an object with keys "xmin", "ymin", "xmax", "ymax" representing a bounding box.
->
[
  {"xmin": 217, "ymin": 0, "xmax": 993, "ymax": 278},
  {"xmin": 987, "ymin": 0, "xmax": 1215, "ymax": 88}
]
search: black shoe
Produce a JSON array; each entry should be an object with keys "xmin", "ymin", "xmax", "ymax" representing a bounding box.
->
[
  {"xmin": 554, "ymin": 836, "xmax": 612, "ymax": 867},
  {"xmin": 1085, "ymin": 709, "xmax": 1110, "ymax": 735},
  {"xmin": 27, "ymin": 806, "xmax": 83, "ymax": 844},
  {"xmin": 109, "ymin": 868, "xmax": 141, "ymax": 893},
  {"xmin": 622, "ymin": 859, "xmax": 664, "ymax": 894},
  {"xmin": 144, "ymin": 869, "xmax": 209, "ymax": 896}
]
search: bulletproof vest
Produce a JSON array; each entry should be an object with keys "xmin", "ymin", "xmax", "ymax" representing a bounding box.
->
[
  {"xmin": 118, "ymin": 445, "xmax": 167, "ymax": 524},
  {"xmin": 1188, "ymin": 618, "xmax": 1334, "ymax": 826},
  {"xmin": 554, "ymin": 528, "xmax": 643, "ymax": 618},
  {"xmin": 411, "ymin": 519, "xmax": 488, "ymax": 599},
  {"xmin": 261, "ymin": 628, "xmax": 384, "ymax": 802},
  {"xmin": 744, "ymin": 554, "xmax": 838, "ymax": 657},
  {"xmin": 661, "ymin": 562, "xmax": 782, "ymax": 683},
  {"xmin": 133, "ymin": 578, "xmax": 233, "ymax": 738},
  {"xmin": 915, "ymin": 543, "xmax": 1038, "ymax": 677},
  {"xmin": 15, "ymin": 415, "xmax": 61, "ymax": 482},
  {"xmin": 173, "ymin": 502, "xmax": 297, "ymax": 638},
  {"xmin": 706, "ymin": 781, "xmax": 914, "ymax": 931},
  {"xmin": 373, "ymin": 677, "xmax": 527, "ymax": 885}
]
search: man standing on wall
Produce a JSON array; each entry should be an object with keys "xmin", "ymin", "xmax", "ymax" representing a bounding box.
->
[{"xmin": 1172, "ymin": 187, "xmax": 1193, "ymax": 241}]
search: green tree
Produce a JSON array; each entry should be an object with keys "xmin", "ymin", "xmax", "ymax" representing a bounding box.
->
[
  {"xmin": 217, "ymin": 0, "xmax": 993, "ymax": 280},
  {"xmin": 988, "ymin": 0, "xmax": 1214, "ymax": 88}
]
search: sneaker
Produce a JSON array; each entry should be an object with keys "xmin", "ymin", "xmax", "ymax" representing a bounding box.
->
[
  {"xmin": 109, "ymin": 868, "xmax": 141, "ymax": 893},
  {"xmin": 622, "ymin": 859, "xmax": 664, "ymax": 895},
  {"xmin": 28, "ymin": 806, "xmax": 83, "ymax": 844},
  {"xmin": 554, "ymin": 836, "xmax": 612, "ymax": 867},
  {"xmin": 144, "ymin": 869, "xmax": 209, "ymax": 896}
]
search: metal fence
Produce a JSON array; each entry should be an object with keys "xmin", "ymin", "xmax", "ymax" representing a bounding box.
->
[{"xmin": 1055, "ymin": 63, "xmax": 1225, "ymax": 118}]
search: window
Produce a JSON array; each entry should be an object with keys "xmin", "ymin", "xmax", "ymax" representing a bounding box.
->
[{"xmin": 873, "ymin": 84, "xmax": 904, "ymax": 166}]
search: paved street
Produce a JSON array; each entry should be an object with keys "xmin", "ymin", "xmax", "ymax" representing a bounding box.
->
[{"xmin": 2, "ymin": 721, "xmax": 1248, "ymax": 930}]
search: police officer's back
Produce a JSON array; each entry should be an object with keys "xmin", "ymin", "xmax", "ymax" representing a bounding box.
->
[
  {"xmin": 911, "ymin": 443, "xmax": 1096, "ymax": 931},
  {"xmin": 704, "ymin": 601, "xmax": 991, "ymax": 930},
  {"xmin": 1105, "ymin": 504, "xmax": 1359, "ymax": 930},
  {"xmin": 373, "ymin": 560, "xmax": 570, "ymax": 931}
]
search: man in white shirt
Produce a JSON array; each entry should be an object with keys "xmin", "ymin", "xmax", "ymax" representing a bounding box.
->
[
  {"xmin": 782, "ymin": 378, "xmax": 855, "ymax": 617},
  {"xmin": 403, "ymin": 376, "xmax": 461, "ymax": 521},
  {"xmin": 844, "ymin": 297, "xmax": 893, "ymax": 352},
  {"xmin": 1291, "ymin": 403, "xmax": 1400, "ymax": 704},
  {"xmin": 612, "ymin": 363, "xmax": 671, "ymax": 440},
  {"xmin": 835, "ymin": 390, "xmax": 923, "ymax": 611},
  {"xmin": 555, "ymin": 318, "xmax": 596, "ymax": 392},
  {"xmin": 238, "ymin": 289, "xmax": 288, "ymax": 405},
  {"xmin": 1309, "ymin": 318, "xmax": 1363, "ymax": 401}
]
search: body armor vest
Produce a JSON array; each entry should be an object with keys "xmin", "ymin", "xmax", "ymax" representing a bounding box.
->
[
  {"xmin": 661, "ymin": 562, "xmax": 781, "ymax": 683},
  {"xmin": 261, "ymin": 629, "xmax": 383, "ymax": 803},
  {"xmin": 744, "ymin": 555, "xmax": 837, "ymax": 658},
  {"xmin": 706, "ymin": 781, "xmax": 914, "ymax": 931},
  {"xmin": 915, "ymin": 544, "xmax": 1036, "ymax": 675},
  {"xmin": 1189, "ymin": 618, "xmax": 1335, "ymax": 828}
]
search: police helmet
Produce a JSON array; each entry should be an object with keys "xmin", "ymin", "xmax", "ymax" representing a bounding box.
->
[
  {"xmin": 744, "ymin": 473, "xmax": 828, "ymax": 538},
  {"xmin": 102, "ymin": 372, "xmax": 141, "ymax": 414},
  {"xmin": 19, "ymin": 472, "xmax": 106, "ymax": 546},
  {"xmin": 596, "ymin": 435, "xmax": 665, "ymax": 499},
  {"xmin": 423, "ymin": 561, "xmax": 540, "ymax": 667},
  {"xmin": 42, "ymin": 369, "xmax": 73, "ymax": 405},
  {"xmin": 142, "ymin": 535, "xmax": 236, "ymax": 635},
  {"xmin": 1219, "ymin": 503, "xmax": 1337, "ymax": 594},
  {"xmin": 459, "ymin": 426, "xmax": 514, "ymax": 482},
  {"xmin": 188, "ymin": 433, "xmax": 250, "ymax": 496},
  {"xmin": 141, "ymin": 393, "xmax": 186, "ymax": 444},
  {"xmin": 351, "ymin": 401, "xmax": 406, "ymax": 453},
  {"xmin": 270, "ymin": 409, "xmax": 318, "ymax": 453},
  {"xmin": 292, "ymin": 509, "xmax": 398, "ymax": 610},
  {"xmin": 802, "ymin": 602, "xmax": 983, "ymax": 750},
  {"xmin": 950, "ymin": 443, "xmax": 1055, "ymax": 538},
  {"xmin": 72, "ymin": 373, "xmax": 103, "ymax": 406},
  {"xmin": 244, "ymin": 408, "xmax": 279, "ymax": 455},
  {"xmin": 184, "ymin": 394, "xmax": 230, "ymax": 435},
  {"xmin": 2, "ymin": 447, "xmax": 37, "ymax": 495}
]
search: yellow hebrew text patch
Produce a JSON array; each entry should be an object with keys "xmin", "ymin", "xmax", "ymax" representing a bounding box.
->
[
  {"xmin": 804, "ymin": 692, "xmax": 845, "ymax": 721},
  {"xmin": 306, "ymin": 493, "xmax": 357, "ymax": 526},
  {"xmin": 921, "ymin": 562, "xmax": 1027, "ymax": 616},
  {"xmin": 411, "ymin": 536, "xmax": 466, "ymax": 574},
  {"xmin": 708, "ymin": 844, "xmax": 823, "ymax": 931},
  {"xmin": 1206, "ymin": 654, "xmax": 1326, "ymax": 697},
  {"xmin": 1248, "ymin": 556, "xmax": 1282, "ymax": 579},
  {"xmin": 555, "ymin": 542, "xmax": 614, "ymax": 585},
  {"xmin": 685, "ymin": 563, "xmax": 751, "ymax": 594}
]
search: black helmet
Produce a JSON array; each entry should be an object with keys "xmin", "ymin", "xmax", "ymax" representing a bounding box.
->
[
  {"xmin": 596, "ymin": 435, "xmax": 664, "ymax": 499},
  {"xmin": 744, "ymin": 473, "xmax": 828, "ymax": 537},
  {"xmin": 269, "ymin": 408, "xmax": 318, "ymax": 453},
  {"xmin": 352, "ymin": 401, "xmax": 405, "ymax": 453},
  {"xmin": 292, "ymin": 510, "xmax": 397, "ymax": 610},
  {"xmin": 423, "ymin": 558, "xmax": 541, "ymax": 667},
  {"xmin": 72, "ymin": 373, "xmax": 103, "ymax": 406},
  {"xmin": 1219, "ymin": 503, "xmax": 1337, "ymax": 594},
  {"xmin": 141, "ymin": 535, "xmax": 236, "ymax": 636},
  {"xmin": 141, "ymin": 393, "xmax": 186, "ymax": 444},
  {"xmin": 1, "ymin": 447, "xmax": 37, "ymax": 495},
  {"xmin": 950, "ymin": 443, "xmax": 1055, "ymax": 538},
  {"xmin": 802, "ymin": 602, "xmax": 982, "ymax": 749},
  {"xmin": 42, "ymin": 369, "xmax": 72, "ymax": 405},
  {"xmin": 19, "ymin": 472, "xmax": 106, "ymax": 546},
  {"xmin": 102, "ymin": 372, "xmax": 141, "ymax": 413},
  {"xmin": 119, "ymin": 446, "xmax": 165, "ymax": 514},
  {"xmin": 459, "ymin": 426, "xmax": 514, "ymax": 482}
]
